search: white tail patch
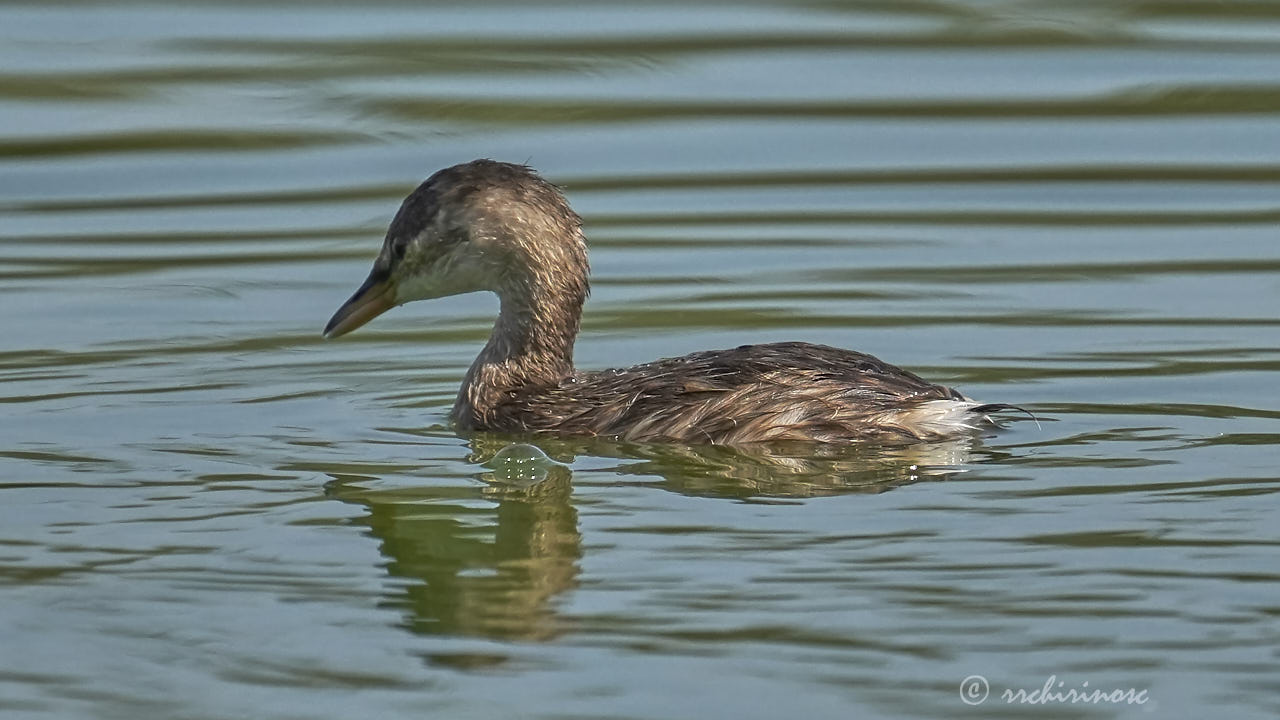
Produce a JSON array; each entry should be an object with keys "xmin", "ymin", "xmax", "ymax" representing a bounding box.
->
[{"xmin": 877, "ymin": 399, "xmax": 993, "ymax": 438}]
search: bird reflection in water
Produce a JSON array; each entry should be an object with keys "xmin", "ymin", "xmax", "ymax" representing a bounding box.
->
[
  {"xmin": 324, "ymin": 443, "xmax": 580, "ymax": 669},
  {"xmin": 475, "ymin": 434, "xmax": 987, "ymax": 500},
  {"xmin": 325, "ymin": 434, "xmax": 988, "ymax": 666}
]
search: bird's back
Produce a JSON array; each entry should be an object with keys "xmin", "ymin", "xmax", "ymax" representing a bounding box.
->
[{"xmin": 485, "ymin": 342, "xmax": 988, "ymax": 444}]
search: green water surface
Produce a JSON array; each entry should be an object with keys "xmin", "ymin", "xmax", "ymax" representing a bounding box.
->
[{"xmin": 2, "ymin": 2, "xmax": 1278, "ymax": 718}]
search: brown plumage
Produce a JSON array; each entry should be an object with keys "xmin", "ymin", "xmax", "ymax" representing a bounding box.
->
[{"xmin": 324, "ymin": 159, "xmax": 1016, "ymax": 445}]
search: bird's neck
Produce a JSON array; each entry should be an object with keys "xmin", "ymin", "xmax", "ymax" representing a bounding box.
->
[{"xmin": 453, "ymin": 270, "xmax": 585, "ymax": 429}]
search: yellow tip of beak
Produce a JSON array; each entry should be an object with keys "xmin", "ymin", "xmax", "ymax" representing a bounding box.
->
[{"xmin": 323, "ymin": 273, "xmax": 396, "ymax": 339}]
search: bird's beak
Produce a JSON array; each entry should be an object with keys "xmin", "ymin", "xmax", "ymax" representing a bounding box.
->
[{"xmin": 323, "ymin": 269, "xmax": 397, "ymax": 339}]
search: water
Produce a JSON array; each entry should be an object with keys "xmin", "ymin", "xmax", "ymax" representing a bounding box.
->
[{"xmin": 2, "ymin": 2, "xmax": 1279, "ymax": 718}]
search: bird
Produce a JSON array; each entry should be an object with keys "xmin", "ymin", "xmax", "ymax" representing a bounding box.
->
[{"xmin": 324, "ymin": 159, "xmax": 1024, "ymax": 445}]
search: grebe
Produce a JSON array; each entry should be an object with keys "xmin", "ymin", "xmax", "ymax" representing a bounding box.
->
[{"xmin": 324, "ymin": 159, "xmax": 1018, "ymax": 444}]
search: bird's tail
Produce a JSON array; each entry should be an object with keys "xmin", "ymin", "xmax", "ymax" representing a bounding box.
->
[{"xmin": 968, "ymin": 403, "xmax": 1041, "ymax": 429}]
